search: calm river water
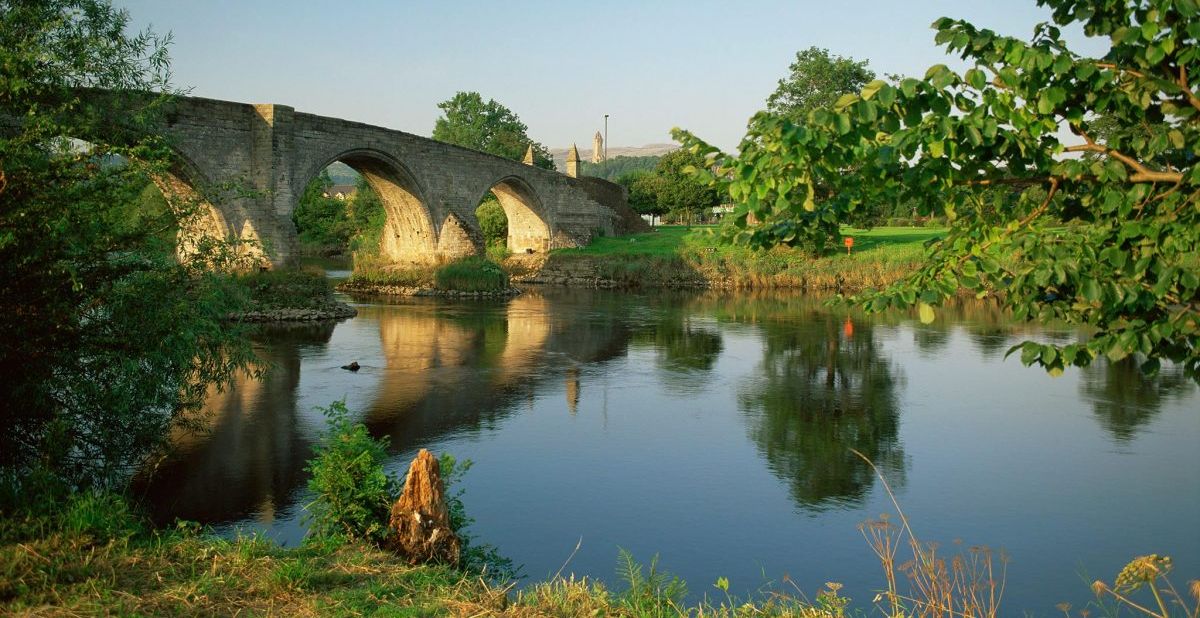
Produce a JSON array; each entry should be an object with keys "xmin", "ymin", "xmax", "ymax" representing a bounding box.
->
[{"xmin": 136, "ymin": 281, "xmax": 1198, "ymax": 615}]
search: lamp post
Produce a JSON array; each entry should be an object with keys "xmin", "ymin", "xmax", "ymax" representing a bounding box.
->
[{"xmin": 603, "ymin": 114, "xmax": 609, "ymax": 163}]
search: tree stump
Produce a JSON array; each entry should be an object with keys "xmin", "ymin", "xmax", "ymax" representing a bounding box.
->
[{"xmin": 388, "ymin": 449, "xmax": 460, "ymax": 564}]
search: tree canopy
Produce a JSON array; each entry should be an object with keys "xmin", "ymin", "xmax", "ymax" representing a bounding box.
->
[
  {"xmin": 675, "ymin": 0, "xmax": 1200, "ymax": 380},
  {"xmin": 615, "ymin": 170, "xmax": 668, "ymax": 218},
  {"xmin": 431, "ymin": 92, "xmax": 555, "ymax": 170},
  {"xmin": 652, "ymin": 149, "xmax": 723, "ymax": 224},
  {"xmin": 765, "ymin": 47, "xmax": 877, "ymax": 123},
  {"xmin": 0, "ymin": 0, "xmax": 255, "ymax": 492}
]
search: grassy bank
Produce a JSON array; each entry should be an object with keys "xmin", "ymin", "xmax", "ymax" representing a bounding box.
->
[
  {"xmin": 545, "ymin": 226, "xmax": 942, "ymax": 291},
  {"xmin": 0, "ymin": 493, "xmax": 837, "ymax": 617},
  {"xmin": 4, "ymin": 492, "xmax": 1188, "ymax": 617},
  {"xmin": 341, "ymin": 257, "xmax": 512, "ymax": 295}
]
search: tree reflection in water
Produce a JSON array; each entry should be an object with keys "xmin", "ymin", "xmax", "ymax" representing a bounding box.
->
[
  {"xmin": 732, "ymin": 297, "xmax": 906, "ymax": 511},
  {"xmin": 1081, "ymin": 357, "xmax": 1197, "ymax": 443},
  {"xmin": 132, "ymin": 322, "xmax": 335, "ymax": 526},
  {"xmin": 629, "ymin": 297, "xmax": 725, "ymax": 395}
]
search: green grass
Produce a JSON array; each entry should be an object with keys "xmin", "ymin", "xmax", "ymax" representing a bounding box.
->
[
  {"xmin": 556, "ymin": 225, "xmax": 708, "ymax": 257},
  {"xmin": 0, "ymin": 492, "xmax": 841, "ymax": 617},
  {"xmin": 3, "ymin": 488, "xmax": 1186, "ymax": 617},
  {"xmin": 557, "ymin": 225, "xmax": 942, "ymax": 258},
  {"xmin": 546, "ymin": 225, "xmax": 944, "ymax": 291}
]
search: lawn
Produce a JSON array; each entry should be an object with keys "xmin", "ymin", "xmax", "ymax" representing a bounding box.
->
[{"xmin": 556, "ymin": 224, "xmax": 945, "ymax": 257}]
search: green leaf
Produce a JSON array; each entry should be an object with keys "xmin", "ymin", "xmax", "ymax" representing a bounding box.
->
[
  {"xmin": 965, "ymin": 68, "xmax": 986, "ymax": 89},
  {"xmin": 834, "ymin": 113, "xmax": 852, "ymax": 135},
  {"xmin": 861, "ymin": 80, "xmax": 886, "ymax": 100},
  {"xmin": 1052, "ymin": 54, "xmax": 1072, "ymax": 75},
  {"xmin": 834, "ymin": 93, "xmax": 859, "ymax": 111}
]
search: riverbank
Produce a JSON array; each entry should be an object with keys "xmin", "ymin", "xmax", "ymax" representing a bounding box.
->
[
  {"xmin": 0, "ymin": 493, "xmax": 832, "ymax": 617},
  {"xmin": 519, "ymin": 225, "xmax": 940, "ymax": 291},
  {"xmin": 4, "ymin": 491, "xmax": 1181, "ymax": 617}
]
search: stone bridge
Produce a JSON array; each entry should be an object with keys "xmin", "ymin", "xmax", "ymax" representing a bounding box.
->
[{"xmin": 150, "ymin": 95, "xmax": 647, "ymax": 267}]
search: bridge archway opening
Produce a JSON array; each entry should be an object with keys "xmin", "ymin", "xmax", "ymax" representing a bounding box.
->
[
  {"xmin": 48, "ymin": 138, "xmax": 251, "ymax": 266},
  {"xmin": 476, "ymin": 177, "xmax": 549, "ymax": 256},
  {"xmin": 303, "ymin": 152, "xmax": 435, "ymax": 265}
]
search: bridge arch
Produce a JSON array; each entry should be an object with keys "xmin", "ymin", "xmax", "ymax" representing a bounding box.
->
[
  {"xmin": 476, "ymin": 175, "xmax": 551, "ymax": 255},
  {"xmin": 301, "ymin": 148, "xmax": 437, "ymax": 264},
  {"xmin": 155, "ymin": 152, "xmax": 266, "ymax": 267}
]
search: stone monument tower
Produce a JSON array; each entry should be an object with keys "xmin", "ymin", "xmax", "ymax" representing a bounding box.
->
[
  {"xmin": 566, "ymin": 143, "xmax": 581, "ymax": 178},
  {"xmin": 591, "ymin": 131, "xmax": 603, "ymax": 164}
]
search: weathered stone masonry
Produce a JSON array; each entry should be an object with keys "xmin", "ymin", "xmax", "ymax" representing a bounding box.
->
[{"xmin": 156, "ymin": 95, "xmax": 648, "ymax": 267}]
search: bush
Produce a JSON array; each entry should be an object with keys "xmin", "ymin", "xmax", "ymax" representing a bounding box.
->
[
  {"xmin": 304, "ymin": 401, "xmax": 398, "ymax": 545},
  {"xmin": 475, "ymin": 199, "xmax": 507, "ymax": 246},
  {"xmin": 434, "ymin": 258, "xmax": 509, "ymax": 292}
]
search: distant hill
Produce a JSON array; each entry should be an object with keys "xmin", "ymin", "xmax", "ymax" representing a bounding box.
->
[
  {"xmin": 550, "ymin": 143, "xmax": 678, "ymax": 172},
  {"xmin": 325, "ymin": 161, "xmax": 360, "ymax": 185}
]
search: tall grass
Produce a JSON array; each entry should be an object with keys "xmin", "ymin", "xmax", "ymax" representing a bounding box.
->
[{"xmin": 434, "ymin": 257, "xmax": 509, "ymax": 292}]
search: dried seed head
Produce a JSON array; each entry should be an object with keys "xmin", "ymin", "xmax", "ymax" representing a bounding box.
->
[{"xmin": 1115, "ymin": 555, "xmax": 1172, "ymax": 591}]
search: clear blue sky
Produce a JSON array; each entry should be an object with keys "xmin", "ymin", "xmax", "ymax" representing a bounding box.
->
[{"xmin": 116, "ymin": 1, "xmax": 1108, "ymax": 151}]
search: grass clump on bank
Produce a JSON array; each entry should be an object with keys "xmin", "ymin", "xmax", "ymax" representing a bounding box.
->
[
  {"xmin": 342, "ymin": 256, "xmax": 511, "ymax": 294},
  {"xmin": 231, "ymin": 269, "xmax": 341, "ymax": 311},
  {"xmin": 435, "ymin": 257, "xmax": 510, "ymax": 292},
  {"xmin": 0, "ymin": 492, "xmax": 483, "ymax": 617},
  {"xmin": 547, "ymin": 225, "xmax": 942, "ymax": 291}
]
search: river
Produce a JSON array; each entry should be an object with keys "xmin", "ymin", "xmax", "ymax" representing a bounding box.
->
[{"xmin": 135, "ymin": 278, "xmax": 1199, "ymax": 615}]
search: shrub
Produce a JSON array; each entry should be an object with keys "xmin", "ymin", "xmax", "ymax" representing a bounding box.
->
[
  {"xmin": 304, "ymin": 401, "xmax": 398, "ymax": 545},
  {"xmin": 475, "ymin": 199, "xmax": 508, "ymax": 246}
]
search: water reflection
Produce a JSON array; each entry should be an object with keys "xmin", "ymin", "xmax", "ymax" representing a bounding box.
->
[
  {"xmin": 729, "ymin": 297, "xmax": 906, "ymax": 511},
  {"xmin": 134, "ymin": 287, "xmax": 1195, "ymax": 552},
  {"xmin": 361, "ymin": 296, "xmax": 553, "ymax": 446},
  {"xmin": 135, "ymin": 323, "xmax": 334, "ymax": 525},
  {"xmin": 1082, "ymin": 357, "xmax": 1197, "ymax": 443},
  {"xmin": 628, "ymin": 297, "xmax": 725, "ymax": 394}
]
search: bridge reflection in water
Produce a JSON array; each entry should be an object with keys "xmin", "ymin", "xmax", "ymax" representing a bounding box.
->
[{"xmin": 135, "ymin": 291, "xmax": 636, "ymax": 529}]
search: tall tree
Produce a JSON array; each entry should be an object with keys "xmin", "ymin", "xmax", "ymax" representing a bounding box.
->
[
  {"xmin": 675, "ymin": 0, "xmax": 1200, "ymax": 380},
  {"xmin": 0, "ymin": 0, "xmax": 255, "ymax": 493},
  {"xmin": 432, "ymin": 92, "xmax": 555, "ymax": 170},
  {"xmin": 615, "ymin": 170, "xmax": 667, "ymax": 219},
  {"xmin": 653, "ymin": 149, "xmax": 722, "ymax": 225},
  {"xmin": 765, "ymin": 47, "xmax": 876, "ymax": 123}
]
